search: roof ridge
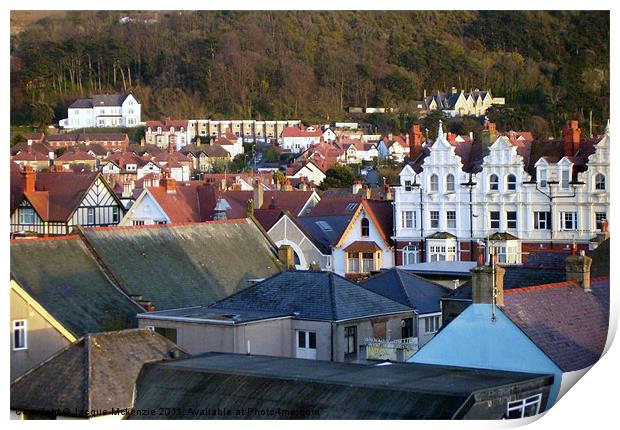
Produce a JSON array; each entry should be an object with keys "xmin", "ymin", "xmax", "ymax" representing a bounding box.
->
[
  {"xmin": 505, "ymin": 280, "xmax": 578, "ymax": 295},
  {"xmin": 10, "ymin": 234, "xmax": 80, "ymax": 244},
  {"xmin": 83, "ymin": 218, "xmax": 248, "ymax": 232}
]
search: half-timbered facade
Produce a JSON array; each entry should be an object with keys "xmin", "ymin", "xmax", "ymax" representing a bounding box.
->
[{"xmin": 10, "ymin": 168, "xmax": 125, "ymax": 236}]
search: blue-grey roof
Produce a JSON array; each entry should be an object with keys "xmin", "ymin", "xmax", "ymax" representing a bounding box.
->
[
  {"xmin": 361, "ymin": 268, "xmax": 452, "ymax": 314},
  {"xmin": 296, "ymin": 215, "xmax": 352, "ymax": 254},
  {"xmin": 139, "ymin": 306, "xmax": 291, "ymax": 324},
  {"xmin": 210, "ymin": 271, "xmax": 412, "ymax": 322}
]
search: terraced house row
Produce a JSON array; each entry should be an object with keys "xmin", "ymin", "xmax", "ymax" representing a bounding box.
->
[{"xmin": 393, "ymin": 120, "xmax": 610, "ymax": 265}]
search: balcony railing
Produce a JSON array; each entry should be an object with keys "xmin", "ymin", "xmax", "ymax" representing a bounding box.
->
[{"xmin": 361, "ymin": 337, "xmax": 419, "ymax": 362}]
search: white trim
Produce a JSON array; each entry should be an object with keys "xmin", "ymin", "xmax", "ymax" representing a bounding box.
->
[{"xmin": 12, "ymin": 319, "xmax": 27, "ymax": 351}]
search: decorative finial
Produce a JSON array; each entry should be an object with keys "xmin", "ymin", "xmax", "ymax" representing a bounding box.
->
[
  {"xmin": 605, "ymin": 119, "xmax": 610, "ymax": 136},
  {"xmin": 438, "ymin": 119, "xmax": 444, "ymax": 139}
]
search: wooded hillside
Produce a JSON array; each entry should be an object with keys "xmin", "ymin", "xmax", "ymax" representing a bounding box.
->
[{"xmin": 10, "ymin": 11, "xmax": 609, "ymax": 135}]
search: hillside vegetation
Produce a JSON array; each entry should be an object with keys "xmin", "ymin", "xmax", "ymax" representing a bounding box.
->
[{"xmin": 10, "ymin": 10, "xmax": 609, "ymax": 136}]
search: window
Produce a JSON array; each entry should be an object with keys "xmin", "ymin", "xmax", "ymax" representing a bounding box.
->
[
  {"xmin": 446, "ymin": 174, "xmax": 455, "ymax": 192},
  {"xmin": 506, "ymin": 211, "xmax": 517, "ymax": 229},
  {"xmin": 344, "ymin": 326, "xmax": 357, "ymax": 358},
  {"xmin": 361, "ymin": 218, "xmax": 370, "ymax": 237},
  {"xmin": 404, "ymin": 180, "xmax": 412, "ymax": 191},
  {"xmin": 429, "ymin": 243, "xmax": 457, "ymax": 262},
  {"xmin": 539, "ymin": 168, "xmax": 548, "ymax": 187},
  {"xmin": 316, "ymin": 220, "xmax": 333, "ymax": 231},
  {"xmin": 87, "ymin": 207, "xmax": 95, "ymax": 225},
  {"xmin": 424, "ymin": 315, "xmax": 441, "ymax": 334},
  {"xmin": 133, "ymin": 220, "xmax": 145, "ymax": 226},
  {"xmin": 430, "ymin": 174, "xmax": 439, "ymax": 192},
  {"xmin": 347, "ymin": 252, "xmax": 360, "ymax": 273},
  {"xmin": 297, "ymin": 330, "xmax": 317, "ymax": 350},
  {"xmin": 361, "ymin": 252, "xmax": 376, "ymax": 273},
  {"xmin": 489, "ymin": 174, "xmax": 499, "ymax": 191},
  {"xmin": 561, "ymin": 212, "xmax": 577, "ymax": 231},
  {"xmin": 19, "ymin": 208, "xmax": 35, "ymax": 225},
  {"xmin": 13, "ymin": 320, "xmax": 27, "ymax": 350},
  {"xmin": 446, "ymin": 211, "xmax": 456, "ymax": 229},
  {"xmin": 401, "ymin": 211, "xmax": 415, "ymax": 229},
  {"xmin": 112, "ymin": 207, "xmax": 120, "ymax": 224},
  {"xmin": 430, "ymin": 211, "xmax": 439, "ymax": 228},
  {"xmin": 155, "ymin": 220, "xmax": 168, "ymax": 225},
  {"xmin": 494, "ymin": 243, "xmax": 521, "ymax": 264},
  {"xmin": 595, "ymin": 174, "xmax": 606, "ymax": 191},
  {"xmin": 561, "ymin": 168, "xmax": 570, "ymax": 189},
  {"xmin": 345, "ymin": 203, "xmax": 357, "ymax": 212},
  {"xmin": 506, "ymin": 174, "xmax": 517, "ymax": 191},
  {"xmin": 403, "ymin": 245, "xmax": 419, "ymax": 265},
  {"xmin": 506, "ymin": 394, "xmax": 542, "ymax": 419},
  {"xmin": 401, "ymin": 318, "xmax": 414, "ymax": 339},
  {"xmin": 595, "ymin": 212, "xmax": 607, "ymax": 230},
  {"xmin": 490, "ymin": 211, "xmax": 500, "ymax": 229},
  {"xmin": 534, "ymin": 212, "xmax": 551, "ymax": 230}
]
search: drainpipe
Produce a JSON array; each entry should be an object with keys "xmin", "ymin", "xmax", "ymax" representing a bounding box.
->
[{"xmin": 330, "ymin": 322, "xmax": 335, "ymax": 362}]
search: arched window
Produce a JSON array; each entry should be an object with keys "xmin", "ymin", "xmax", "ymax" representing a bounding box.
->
[
  {"xmin": 507, "ymin": 174, "xmax": 517, "ymax": 191},
  {"xmin": 430, "ymin": 174, "xmax": 439, "ymax": 192},
  {"xmin": 489, "ymin": 174, "xmax": 499, "ymax": 191},
  {"xmin": 446, "ymin": 174, "xmax": 455, "ymax": 192},
  {"xmin": 595, "ymin": 173, "xmax": 606, "ymax": 191},
  {"xmin": 361, "ymin": 218, "xmax": 370, "ymax": 237},
  {"xmin": 403, "ymin": 245, "xmax": 419, "ymax": 265}
]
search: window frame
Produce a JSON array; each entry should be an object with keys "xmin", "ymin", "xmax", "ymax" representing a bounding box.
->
[
  {"xmin": 489, "ymin": 174, "xmax": 499, "ymax": 191},
  {"xmin": 401, "ymin": 211, "xmax": 415, "ymax": 229},
  {"xmin": 13, "ymin": 320, "xmax": 27, "ymax": 351},
  {"xmin": 595, "ymin": 173, "xmax": 606, "ymax": 191},
  {"xmin": 490, "ymin": 211, "xmax": 500, "ymax": 229},
  {"xmin": 561, "ymin": 212, "xmax": 578, "ymax": 231},
  {"xmin": 534, "ymin": 211, "xmax": 551, "ymax": 230},
  {"xmin": 506, "ymin": 174, "xmax": 517, "ymax": 191},
  {"xmin": 403, "ymin": 245, "xmax": 419, "ymax": 265},
  {"xmin": 506, "ymin": 211, "xmax": 517, "ymax": 229},
  {"xmin": 506, "ymin": 394, "xmax": 542, "ymax": 419},
  {"xmin": 446, "ymin": 211, "xmax": 456, "ymax": 229},
  {"xmin": 430, "ymin": 211, "xmax": 440, "ymax": 229},
  {"xmin": 87, "ymin": 207, "xmax": 95, "ymax": 225},
  {"xmin": 19, "ymin": 208, "xmax": 36, "ymax": 225},
  {"xmin": 361, "ymin": 218, "xmax": 370, "ymax": 237},
  {"xmin": 446, "ymin": 174, "xmax": 455, "ymax": 192},
  {"xmin": 423, "ymin": 314, "xmax": 441, "ymax": 334},
  {"xmin": 112, "ymin": 206, "xmax": 120, "ymax": 224},
  {"xmin": 430, "ymin": 174, "xmax": 439, "ymax": 192},
  {"xmin": 344, "ymin": 326, "xmax": 357, "ymax": 358},
  {"xmin": 595, "ymin": 212, "xmax": 607, "ymax": 231}
]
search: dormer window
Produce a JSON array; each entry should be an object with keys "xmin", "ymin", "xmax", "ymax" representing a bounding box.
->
[
  {"xmin": 561, "ymin": 168, "xmax": 570, "ymax": 189},
  {"xmin": 361, "ymin": 218, "xmax": 370, "ymax": 237},
  {"xmin": 404, "ymin": 179, "xmax": 412, "ymax": 191},
  {"xmin": 506, "ymin": 174, "xmax": 517, "ymax": 191},
  {"xmin": 539, "ymin": 168, "xmax": 548, "ymax": 187},
  {"xmin": 489, "ymin": 174, "xmax": 499, "ymax": 191},
  {"xmin": 595, "ymin": 173, "xmax": 606, "ymax": 191},
  {"xmin": 446, "ymin": 174, "xmax": 455, "ymax": 192},
  {"xmin": 430, "ymin": 174, "xmax": 439, "ymax": 192}
]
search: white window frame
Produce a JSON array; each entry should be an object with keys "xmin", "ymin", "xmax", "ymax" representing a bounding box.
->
[
  {"xmin": 490, "ymin": 211, "xmax": 500, "ymax": 229},
  {"xmin": 446, "ymin": 211, "xmax": 456, "ymax": 229},
  {"xmin": 430, "ymin": 174, "xmax": 439, "ymax": 192},
  {"xmin": 112, "ymin": 206, "xmax": 120, "ymax": 224},
  {"xmin": 561, "ymin": 212, "xmax": 578, "ymax": 231},
  {"xmin": 489, "ymin": 174, "xmax": 499, "ymax": 191},
  {"xmin": 430, "ymin": 211, "xmax": 439, "ymax": 229},
  {"xmin": 87, "ymin": 207, "xmax": 95, "ymax": 225},
  {"xmin": 401, "ymin": 211, "xmax": 415, "ymax": 229},
  {"xmin": 561, "ymin": 168, "xmax": 570, "ymax": 189},
  {"xmin": 595, "ymin": 174, "xmax": 606, "ymax": 191},
  {"xmin": 403, "ymin": 245, "xmax": 419, "ymax": 265},
  {"xmin": 446, "ymin": 174, "xmax": 455, "ymax": 192},
  {"xmin": 534, "ymin": 211, "xmax": 551, "ymax": 230},
  {"xmin": 19, "ymin": 208, "xmax": 36, "ymax": 225},
  {"xmin": 506, "ymin": 174, "xmax": 517, "ymax": 191},
  {"xmin": 13, "ymin": 320, "xmax": 27, "ymax": 350},
  {"xmin": 506, "ymin": 394, "xmax": 542, "ymax": 419},
  {"xmin": 595, "ymin": 212, "xmax": 607, "ymax": 231},
  {"xmin": 423, "ymin": 314, "xmax": 441, "ymax": 334},
  {"xmin": 506, "ymin": 211, "xmax": 517, "ymax": 229}
]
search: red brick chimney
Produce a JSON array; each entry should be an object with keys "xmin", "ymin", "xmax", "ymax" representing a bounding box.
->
[
  {"xmin": 22, "ymin": 165, "xmax": 36, "ymax": 193},
  {"xmin": 51, "ymin": 164, "xmax": 65, "ymax": 173},
  {"xmin": 562, "ymin": 120, "xmax": 581, "ymax": 157},
  {"xmin": 160, "ymin": 177, "xmax": 176, "ymax": 194},
  {"xmin": 409, "ymin": 124, "xmax": 423, "ymax": 159}
]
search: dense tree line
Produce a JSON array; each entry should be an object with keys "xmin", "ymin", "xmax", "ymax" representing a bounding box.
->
[{"xmin": 10, "ymin": 11, "xmax": 609, "ymax": 136}]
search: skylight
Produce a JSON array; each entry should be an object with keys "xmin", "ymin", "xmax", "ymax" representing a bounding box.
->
[
  {"xmin": 315, "ymin": 221, "xmax": 333, "ymax": 232},
  {"xmin": 345, "ymin": 203, "xmax": 357, "ymax": 211}
]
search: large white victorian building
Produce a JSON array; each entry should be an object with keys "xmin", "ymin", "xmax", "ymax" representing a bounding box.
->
[
  {"xmin": 59, "ymin": 94, "xmax": 141, "ymax": 129},
  {"xmin": 393, "ymin": 120, "xmax": 610, "ymax": 265}
]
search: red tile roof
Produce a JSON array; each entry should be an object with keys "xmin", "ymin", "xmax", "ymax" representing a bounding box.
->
[
  {"xmin": 282, "ymin": 126, "xmax": 323, "ymax": 138},
  {"xmin": 145, "ymin": 120, "xmax": 189, "ymax": 131}
]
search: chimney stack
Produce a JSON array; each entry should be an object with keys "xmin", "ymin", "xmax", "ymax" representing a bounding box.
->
[
  {"xmin": 363, "ymin": 185, "xmax": 371, "ymax": 200},
  {"xmin": 22, "ymin": 165, "xmax": 36, "ymax": 193},
  {"xmin": 284, "ymin": 179, "xmax": 293, "ymax": 191},
  {"xmin": 253, "ymin": 179, "xmax": 264, "ymax": 208},
  {"xmin": 51, "ymin": 164, "xmax": 65, "ymax": 173},
  {"xmin": 299, "ymin": 176, "xmax": 308, "ymax": 191},
  {"xmin": 565, "ymin": 251, "xmax": 592, "ymax": 291},
  {"xmin": 470, "ymin": 260, "xmax": 505, "ymax": 306},
  {"xmin": 122, "ymin": 180, "xmax": 134, "ymax": 198},
  {"xmin": 562, "ymin": 120, "xmax": 581, "ymax": 157},
  {"xmin": 160, "ymin": 177, "xmax": 176, "ymax": 194},
  {"xmin": 384, "ymin": 184, "xmax": 393, "ymax": 201},
  {"xmin": 352, "ymin": 180, "xmax": 362, "ymax": 195},
  {"xmin": 278, "ymin": 245, "xmax": 295, "ymax": 270},
  {"xmin": 409, "ymin": 124, "xmax": 423, "ymax": 159}
]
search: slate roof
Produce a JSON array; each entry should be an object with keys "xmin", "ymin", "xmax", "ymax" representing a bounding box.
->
[
  {"xmin": 130, "ymin": 352, "xmax": 552, "ymax": 420},
  {"xmin": 81, "ymin": 220, "xmax": 282, "ymax": 310},
  {"xmin": 504, "ymin": 278, "xmax": 609, "ymax": 372},
  {"xmin": 10, "ymin": 329, "xmax": 187, "ymax": 417},
  {"xmin": 10, "ymin": 141, "xmax": 50, "ymax": 156},
  {"xmin": 590, "ymin": 239, "xmax": 610, "ymax": 277},
  {"xmin": 361, "ymin": 268, "xmax": 452, "ymax": 314},
  {"xmin": 10, "ymin": 236, "xmax": 143, "ymax": 337},
  {"xmin": 297, "ymin": 215, "xmax": 352, "ymax": 254},
  {"xmin": 69, "ymin": 94, "xmax": 131, "ymax": 109},
  {"xmin": 210, "ymin": 270, "xmax": 412, "ymax": 322},
  {"xmin": 522, "ymin": 251, "xmax": 570, "ymax": 268}
]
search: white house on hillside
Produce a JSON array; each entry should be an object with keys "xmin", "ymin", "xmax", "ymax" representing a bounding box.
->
[{"xmin": 59, "ymin": 94, "xmax": 141, "ymax": 129}]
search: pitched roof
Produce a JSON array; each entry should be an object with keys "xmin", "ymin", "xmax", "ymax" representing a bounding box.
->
[
  {"xmin": 282, "ymin": 125, "xmax": 323, "ymax": 138},
  {"xmin": 361, "ymin": 268, "xmax": 452, "ymax": 314},
  {"xmin": 296, "ymin": 215, "xmax": 353, "ymax": 254},
  {"xmin": 503, "ymin": 278, "xmax": 609, "ymax": 372},
  {"xmin": 81, "ymin": 220, "xmax": 282, "ymax": 310},
  {"xmin": 210, "ymin": 270, "xmax": 411, "ymax": 322},
  {"xmin": 69, "ymin": 94, "xmax": 131, "ymax": 109},
  {"xmin": 146, "ymin": 119, "xmax": 189, "ymax": 131},
  {"xmin": 10, "ymin": 141, "xmax": 50, "ymax": 156},
  {"xmin": 145, "ymin": 183, "xmax": 212, "ymax": 223},
  {"xmin": 131, "ymin": 352, "xmax": 552, "ymax": 420},
  {"xmin": 56, "ymin": 150, "xmax": 97, "ymax": 162},
  {"xmin": 10, "ymin": 329, "xmax": 187, "ymax": 417},
  {"xmin": 216, "ymin": 190, "xmax": 316, "ymax": 219},
  {"xmin": 10, "ymin": 236, "xmax": 143, "ymax": 337},
  {"xmin": 10, "ymin": 171, "xmax": 102, "ymax": 221}
]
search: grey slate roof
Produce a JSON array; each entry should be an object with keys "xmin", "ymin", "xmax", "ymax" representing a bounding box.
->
[
  {"xmin": 139, "ymin": 306, "xmax": 292, "ymax": 324},
  {"xmin": 10, "ymin": 329, "xmax": 187, "ymax": 417},
  {"xmin": 69, "ymin": 94, "xmax": 132, "ymax": 109},
  {"xmin": 82, "ymin": 220, "xmax": 282, "ymax": 311},
  {"xmin": 504, "ymin": 279, "xmax": 609, "ymax": 372},
  {"xmin": 361, "ymin": 268, "xmax": 452, "ymax": 314},
  {"xmin": 211, "ymin": 271, "xmax": 412, "ymax": 322},
  {"xmin": 131, "ymin": 352, "xmax": 553, "ymax": 420},
  {"xmin": 10, "ymin": 237, "xmax": 143, "ymax": 337},
  {"xmin": 297, "ymin": 215, "xmax": 352, "ymax": 254}
]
